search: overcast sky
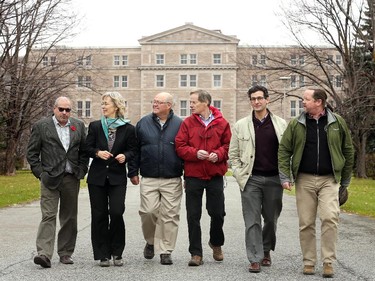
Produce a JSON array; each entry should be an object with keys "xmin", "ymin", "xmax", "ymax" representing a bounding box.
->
[{"xmin": 63, "ymin": 0, "xmax": 310, "ymax": 48}]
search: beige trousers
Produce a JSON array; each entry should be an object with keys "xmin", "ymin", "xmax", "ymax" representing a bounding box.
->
[
  {"xmin": 295, "ymin": 173, "xmax": 340, "ymax": 266},
  {"xmin": 139, "ymin": 177, "xmax": 183, "ymax": 254}
]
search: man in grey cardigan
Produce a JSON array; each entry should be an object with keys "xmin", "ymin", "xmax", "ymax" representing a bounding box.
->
[{"xmin": 27, "ymin": 96, "xmax": 88, "ymax": 268}]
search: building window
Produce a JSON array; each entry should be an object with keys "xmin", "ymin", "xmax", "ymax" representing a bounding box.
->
[
  {"xmin": 259, "ymin": 75, "xmax": 266, "ymax": 86},
  {"xmin": 252, "ymin": 75, "xmax": 257, "ymax": 86},
  {"xmin": 290, "ymin": 54, "xmax": 297, "ymax": 65},
  {"xmin": 77, "ymin": 100, "xmax": 91, "ymax": 117},
  {"xmin": 290, "ymin": 75, "xmax": 297, "ymax": 88},
  {"xmin": 299, "ymin": 75, "xmax": 305, "ymax": 87},
  {"xmin": 114, "ymin": 76, "xmax": 120, "ymax": 87},
  {"xmin": 77, "ymin": 56, "xmax": 91, "ymax": 66},
  {"xmin": 299, "ymin": 55, "xmax": 305, "ymax": 65},
  {"xmin": 50, "ymin": 56, "xmax": 56, "ymax": 66},
  {"xmin": 252, "ymin": 55, "xmax": 257, "ymax": 65},
  {"xmin": 290, "ymin": 100, "xmax": 304, "ymax": 117},
  {"xmin": 213, "ymin": 100, "xmax": 222, "ymax": 111},
  {"xmin": 77, "ymin": 76, "xmax": 91, "ymax": 87},
  {"xmin": 213, "ymin": 54, "xmax": 221, "ymax": 64},
  {"xmin": 122, "ymin": 76, "xmax": 128, "ymax": 87},
  {"xmin": 189, "ymin": 54, "xmax": 197, "ymax": 64},
  {"xmin": 156, "ymin": 54, "xmax": 164, "ymax": 65},
  {"xmin": 329, "ymin": 75, "xmax": 334, "ymax": 85},
  {"xmin": 180, "ymin": 74, "xmax": 197, "ymax": 87},
  {"xmin": 156, "ymin": 75, "xmax": 164, "ymax": 87},
  {"xmin": 180, "ymin": 100, "xmax": 189, "ymax": 117},
  {"xmin": 180, "ymin": 54, "xmax": 188, "ymax": 64},
  {"xmin": 85, "ymin": 101, "xmax": 91, "ymax": 117},
  {"xmin": 327, "ymin": 55, "xmax": 334, "ymax": 65},
  {"xmin": 42, "ymin": 57, "xmax": 48, "ymax": 66},
  {"xmin": 189, "ymin": 75, "xmax": 197, "ymax": 87},
  {"xmin": 336, "ymin": 55, "xmax": 342, "ymax": 65},
  {"xmin": 180, "ymin": 75, "xmax": 187, "ymax": 87},
  {"xmin": 335, "ymin": 75, "xmax": 342, "ymax": 87},
  {"xmin": 213, "ymin": 74, "xmax": 221, "ymax": 87},
  {"xmin": 122, "ymin": 55, "xmax": 128, "ymax": 66},
  {"xmin": 77, "ymin": 101, "xmax": 83, "ymax": 117},
  {"xmin": 260, "ymin": 55, "xmax": 266, "ymax": 65},
  {"xmin": 114, "ymin": 55, "xmax": 120, "ymax": 66}
]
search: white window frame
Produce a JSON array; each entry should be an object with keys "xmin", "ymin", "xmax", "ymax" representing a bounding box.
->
[
  {"xmin": 113, "ymin": 76, "xmax": 120, "ymax": 87},
  {"xmin": 213, "ymin": 54, "xmax": 221, "ymax": 64},
  {"xmin": 260, "ymin": 55, "xmax": 266, "ymax": 65},
  {"xmin": 156, "ymin": 74, "xmax": 164, "ymax": 87},
  {"xmin": 156, "ymin": 54, "xmax": 164, "ymax": 65},
  {"xmin": 180, "ymin": 54, "xmax": 188, "ymax": 64},
  {"xmin": 213, "ymin": 100, "xmax": 222, "ymax": 111},
  {"xmin": 189, "ymin": 54, "xmax": 197, "ymax": 64},
  {"xmin": 179, "ymin": 100, "xmax": 189, "ymax": 117},
  {"xmin": 122, "ymin": 55, "xmax": 128, "ymax": 66},
  {"xmin": 121, "ymin": 75, "xmax": 128, "ymax": 87},
  {"xmin": 213, "ymin": 74, "xmax": 222, "ymax": 87}
]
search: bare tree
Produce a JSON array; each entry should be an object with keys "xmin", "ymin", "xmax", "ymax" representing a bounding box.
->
[
  {"xmin": 237, "ymin": 0, "xmax": 375, "ymax": 177},
  {"xmin": 0, "ymin": 0, "xmax": 82, "ymax": 175}
]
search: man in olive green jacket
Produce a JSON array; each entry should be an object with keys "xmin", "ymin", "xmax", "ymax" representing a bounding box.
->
[{"xmin": 278, "ymin": 88, "xmax": 354, "ymax": 278}]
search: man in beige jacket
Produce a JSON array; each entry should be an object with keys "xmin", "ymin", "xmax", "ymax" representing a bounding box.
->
[{"xmin": 229, "ymin": 85, "xmax": 287, "ymax": 273}]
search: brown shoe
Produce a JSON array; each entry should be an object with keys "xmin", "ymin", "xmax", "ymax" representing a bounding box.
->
[
  {"xmin": 249, "ymin": 262, "xmax": 261, "ymax": 273},
  {"xmin": 143, "ymin": 243, "xmax": 154, "ymax": 259},
  {"xmin": 34, "ymin": 254, "xmax": 51, "ymax": 268},
  {"xmin": 59, "ymin": 255, "xmax": 74, "ymax": 264},
  {"xmin": 323, "ymin": 263, "xmax": 334, "ymax": 278},
  {"xmin": 303, "ymin": 265, "xmax": 315, "ymax": 275},
  {"xmin": 188, "ymin": 255, "xmax": 203, "ymax": 266},
  {"xmin": 261, "ymin": 251, "xmax": 271, "ymax": 266},
  {"xmin": 208, "ymin": 242, "xmax": 223, "ymax": 261}
]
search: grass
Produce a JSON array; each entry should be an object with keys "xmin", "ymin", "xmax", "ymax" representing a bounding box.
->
[
  {"xmin": 0, "ymin": 170, "xmax": 87, "ymax": 208},
  {"xmin": 283, "ymin": 177, "xmax": 375, "ymax": 218},
  {"xmin": 1, "ymin": 170, "xmax": 375, "ymax": 218}
]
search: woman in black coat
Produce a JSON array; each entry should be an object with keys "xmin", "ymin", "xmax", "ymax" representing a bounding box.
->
[{"xmin": 86, "ymin": 92, "xmax": 137, "ymax": 267}]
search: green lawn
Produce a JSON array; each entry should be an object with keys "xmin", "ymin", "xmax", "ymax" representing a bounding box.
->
[{"xmin": 1, "ymin": 171, "xmax": 375, "ymax": 218}]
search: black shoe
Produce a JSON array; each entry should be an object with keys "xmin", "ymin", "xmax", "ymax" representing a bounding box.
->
[
  {"xmin": 160, "ymin": 254, "xmax": 173, "ymax": 265},
  {"xmin": 34, "ymin": 254, "xmax": 51, "ymax": 268},
  {"xmin": 143, "ymin": 243, "xmax": 154, "ymax": 259}
]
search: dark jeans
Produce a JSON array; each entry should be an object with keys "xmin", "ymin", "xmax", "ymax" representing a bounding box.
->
[
  {"xmin": 185, "ymin": 176, "xmax": 226, "ymax": 257},
  {"xmin": 88, "ymin": 180, "xmax": 126, "ymax": 260}
]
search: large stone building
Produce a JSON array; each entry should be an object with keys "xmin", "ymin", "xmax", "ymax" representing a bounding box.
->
[{"xmin": 38, "ymin": 23, "xmax": 343, "ymax": 126}]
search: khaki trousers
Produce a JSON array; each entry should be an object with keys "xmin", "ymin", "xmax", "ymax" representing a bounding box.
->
[
  {"xmin": 139, "ymin": 177, "xmax": 183, "ymax": 254},
  {"xmin": 36, "ymin": 174, "xmax": 80, "ymax": 259},
  {"xmin": 295, "ymin": 173, "xmax": 340, "ymax": 266}
]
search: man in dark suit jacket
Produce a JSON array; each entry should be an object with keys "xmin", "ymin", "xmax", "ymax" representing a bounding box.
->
[{"xmin": 27, "ymin": 96, "xmax": 89, "ymax": 268}]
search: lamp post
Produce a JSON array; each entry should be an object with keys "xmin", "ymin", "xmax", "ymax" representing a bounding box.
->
[{"xmin": 279, "ymin": 76, "xmax": 291, "ymax": 118}]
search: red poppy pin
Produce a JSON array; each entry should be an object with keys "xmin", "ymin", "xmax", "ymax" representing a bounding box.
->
[{"xmin": 71, "ymin": 125, "xmax": 76, "ymax": 131}]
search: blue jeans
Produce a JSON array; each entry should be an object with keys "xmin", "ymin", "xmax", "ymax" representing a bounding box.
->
[{"xmin": 185, "ymin": 176, "xmax": 225, "ymax": 257}]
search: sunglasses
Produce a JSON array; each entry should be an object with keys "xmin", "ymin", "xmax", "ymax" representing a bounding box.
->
[{"xmin": 58, "ymin": 107, "xmax": 71, "ymax": 113}]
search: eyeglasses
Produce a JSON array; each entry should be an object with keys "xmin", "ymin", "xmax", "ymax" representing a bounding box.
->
[
  {"xmin": 58, "ymin": 107, "xmax": 71, "ymax": 112},
  {"xmin": 250, "ymin": 96, "xmax": 265, "ymax": 102},
  {"xmin": 152, "ymin": 100, "xmax": 169, "ymax": 105}
]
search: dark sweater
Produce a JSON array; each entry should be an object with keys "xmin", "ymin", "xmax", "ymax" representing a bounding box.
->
[{"xmin": 252, "ymin": 113, "xmax": 279, "ymax": 176}]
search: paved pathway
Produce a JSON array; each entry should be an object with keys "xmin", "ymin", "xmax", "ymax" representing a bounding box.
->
[{"xmin": 0, "ymin": 176, "xmax": 374, "ymax": 280}]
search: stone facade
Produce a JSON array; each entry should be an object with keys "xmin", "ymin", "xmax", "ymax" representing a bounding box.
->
[{"xmin": 37, "ymin": 23, "xmax": 342, "ymax": 127}]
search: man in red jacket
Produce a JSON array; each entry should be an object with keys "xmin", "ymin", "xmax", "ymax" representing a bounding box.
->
[{"xmin": 175, "ymin": 89, "xmax": 231, "ymax": 266}]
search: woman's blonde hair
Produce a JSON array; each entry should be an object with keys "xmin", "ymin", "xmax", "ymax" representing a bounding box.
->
[{"xmin": 102, "ymin": 92, "xmax": 126, "ymax": 118}]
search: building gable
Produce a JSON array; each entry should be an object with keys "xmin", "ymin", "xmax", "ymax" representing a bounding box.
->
[{"xmin": 138, "ymin": 23, "xmax": 240, "ymax": 45}]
